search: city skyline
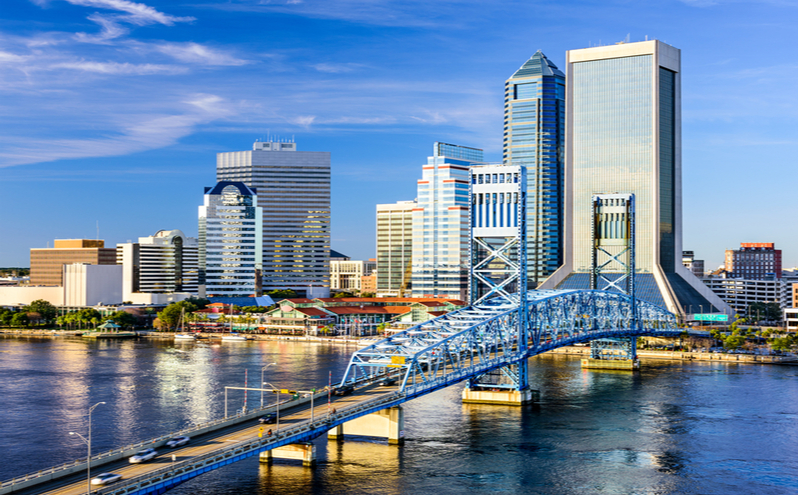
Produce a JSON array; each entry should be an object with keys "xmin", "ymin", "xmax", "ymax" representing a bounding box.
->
[{"xmin": 0, "ymin": 0, "xmax": 796, "ymax": 271}]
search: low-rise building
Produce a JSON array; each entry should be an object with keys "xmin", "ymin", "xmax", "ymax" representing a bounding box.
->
[
  {"xmin": 330, "ymin": 257, "xmax": 376, "ymax": 292},
  {"xmin": 702, "ymin": 275, "xmax": 794, "ymax": 317}
]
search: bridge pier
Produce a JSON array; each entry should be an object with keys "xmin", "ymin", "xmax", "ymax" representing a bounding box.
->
[
  {"xmin": 328, "ymin": 406, "xmax": 404, "ymax": 444},
  {"xmin": 259, "ymin": 442, "xmax": 316, "ymax": 467},
  {"xmin": 461, "ymin": 387, "xmax": 535, "ymax": 405}
]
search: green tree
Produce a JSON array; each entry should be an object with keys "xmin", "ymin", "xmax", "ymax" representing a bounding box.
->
[
  {"xmin": 747, "ymin": 302, "xmax": 782, "ymax": 323},
  {"xmin": 107, "ymin": 310, "xmax": 136, "ymax": 328},
  {"xmin": 157, "ymin": 300, "xmax": 199, "ymax": 331},
  {"xmin": 723, "ymin": 334, "xmax": 746, "ymax": 350},
  {"xmin": 25, "ymin": 300, "xmax": 58, "ymax": 322},
  {"xmin": 267, "ymin": 289, "xmax": 298, "ymax": 299},
  {"xmin": 185, "ymin": 296, "xmax": 211, "ymax": 310},
  {"xmin": 11, "ymin": 312, "xmax": 29, "ymax": 327}
]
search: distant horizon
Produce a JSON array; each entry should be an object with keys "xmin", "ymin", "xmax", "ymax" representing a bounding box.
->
[{"xmin": 0, "ymin": 0, "xmax": 796, "ymax": 271}]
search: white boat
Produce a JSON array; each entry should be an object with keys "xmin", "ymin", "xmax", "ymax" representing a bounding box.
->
[
  {"xmin": 174, "ymin": 334, "xmax": 197, "ymax": 340},
  {"xmin": 221, "ymin": 333, "xmax": 248, "ymax": 342}
]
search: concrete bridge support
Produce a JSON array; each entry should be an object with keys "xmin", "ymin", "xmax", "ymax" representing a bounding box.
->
[
  {"xmin": 328, "ymin": 406, "xmax": 404, "ymax": 444},
  {"xmin": 259, "ymin": 442, "xmax": 316, "ymax": 466},
  {"xmin": 461, "ymin": 387, "xmax": 534, "ymax": 405}
]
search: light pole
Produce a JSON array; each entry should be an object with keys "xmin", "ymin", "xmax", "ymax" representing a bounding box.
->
[
  {"xmin": 70, "ymin": 401, "xmax": 105, "ymax": 495},
  {"xmin": 264, "ymin": 382, "xmax": 280, "ymax": 431},
  {"xmin": 261, "ymin": 362, "xmax": 276, "ymax": 408}
]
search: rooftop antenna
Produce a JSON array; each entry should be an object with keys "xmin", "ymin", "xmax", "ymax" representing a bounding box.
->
[{"xmin": 96, "ymin": 220, "xmax": 99, "ymax": 240}]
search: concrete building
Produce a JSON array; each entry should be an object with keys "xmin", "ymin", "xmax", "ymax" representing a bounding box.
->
[
  {"xmin": 63, "ymin": 263, "xmax": 123, "ymax": 306},
  {"xmin": 117, "ymin": 230, "xmax": 199, "ymax": 303},
  {"xmin": 330, "ymin": 258, "xmax": 376, "ymax": 292},
  {"xmin": 199, "ymin": 181, "xmax": 263, "ymax": 298},
  {"xmin": 30, "ymin": 240, "xmax": 116, "ymax": 286},
  {"xmin": 376, "ymin": 200, "xmax": 416, "ymax": 297},
  {"xmin": 504, "ymin": 51, "xmax": 565, "ymax": 288},
  {"xmin": 217, "ymin": 140, "xmax": 331, "ymax": 298},
  {"xmin": 540, "ymin": 40, "xmax": 730, "ymax": 317},
  {"xmin": 702, "ymin": 276, "xmax": 794, "ymax": 316},
  {"xmin": 361, "ymin": 272, "xmax": 377, "ymax": 294},
  {"xmin": 411, "ymin": 142, "xmax": 483, "ymax": 300},
  {"xmin": 725, "ymin": 242, "xmax": 782, "ymax": 280},
  {"xmin": 682, "ymin": 251, "xmax": 704, "ymax": 279}
]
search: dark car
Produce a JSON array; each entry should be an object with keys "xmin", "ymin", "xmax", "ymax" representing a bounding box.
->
[
  {"xmin": 378, "ymin": 377, "xmax": 397, "ymax": 387},
  {"xmin": 334, "ymin": 384, "xmax": 354, "ymax": 396},
  {"xmin": 258, "ymin": 413, "xmax": 277, "ymax": 424}
]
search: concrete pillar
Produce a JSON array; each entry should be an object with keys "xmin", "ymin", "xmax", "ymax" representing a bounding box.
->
[
  {"xmin": 259, "ymin": 442, "xmax": 316, "ymax": 467},
  {"xmin": 461, "ymin": 387, "xmax": 536, "ymax": 405},
  {"xmin": 327, "ymin": 407, "xmax": 404, "ymax": 444}
]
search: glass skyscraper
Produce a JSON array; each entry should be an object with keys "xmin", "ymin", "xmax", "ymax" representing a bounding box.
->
[
  {"xmin": 376, "ymin": 200, "xmax": 416, "ymax": 297},
  {"xmin": 411, "ymin": 142, "xmax": 483, "ymax": 300},
  {"xmin": 199, "ymin": 181, "xmax": 263, "ymax": 298},
  {"xmin": 217, "ymin": 141, "xmax": 331, "ymax": 298},
  {"xmin": 504, "ymin": 51, "xmax": 565, "ymax": 288},
  {"xmin": 540, "ymin": 40, "xmax": 730, "ymax": 317}
]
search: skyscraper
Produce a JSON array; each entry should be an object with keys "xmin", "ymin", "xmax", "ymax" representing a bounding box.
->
[
  {"xmin": 411, "ymin": 142, "xmax": 483, "ymax": 300},
  {"xmin": 117, "ymin": 229, "xmax": 199, "ymax": 299},
  {"xmin": 199, "ymin": 181, "xmax": 263, "ymax": 298},
  {"xmin": 540, "ymin": 40, "xmax": 730, "ymax": 317},
  {"xmin": 217, "ymin": 141, "xmax": 331, "ymax": 298},
  {"xmin": 376, "ymin": 200, "xmax": 416, "ymax": 297},
  {"xmin": 30, "ymin": 239, "xmax": 117, "ymax": 286},
  {"xmin": 504, "ymin": 50, "xmax": 565, "ymax": 288}
]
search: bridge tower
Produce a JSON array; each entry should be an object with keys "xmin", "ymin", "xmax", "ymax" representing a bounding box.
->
[
  {"xmin": 584, "ymin": 193, "xmax": 640, "ymax": 369},
  {"xmin": 463, "ymin": 164, "xmax": 533, "ymax": 405}
]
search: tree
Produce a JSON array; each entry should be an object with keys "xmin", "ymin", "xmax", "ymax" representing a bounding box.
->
[
  {"xmin": 11, "ymin": 312, "xmax": 29, "ymax": 327},
  {"xmin": 185, "ymin": 296, "xmax": 211, "ymax": 310},
  {"xmin": 747, "ymin": 302, "xmax": 782, "ymax": 323},
  {"xmin": 25, "ymin": 300, "xmax": 58, "ymax": 322},
  {"xmin": 107, "ymin": 310, "xmax": 136, "ymax": 328},
  {"xmin": 157, "ymin": 300, "xmax": 198, "ymax": 331},
  {"xmin": 723, "ymin": 334, "xmax": 746, "ymax": 350},
  {"xmin": 333, "ymin": 292, "xmax": 355, "ymax": 298},
  {"xmin": 267, "ymin": 289, "xmax": 298, "ymax": 299}
]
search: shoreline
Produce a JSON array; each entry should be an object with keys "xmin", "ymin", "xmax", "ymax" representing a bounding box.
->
[{"xmin": 1, "ymin": 329, "xmax": 796, "ymax": 364}]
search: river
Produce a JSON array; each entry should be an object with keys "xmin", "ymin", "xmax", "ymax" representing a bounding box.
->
[{"xmin": 0, "ymin": 335, "xmax": 796, "ymax": 494}]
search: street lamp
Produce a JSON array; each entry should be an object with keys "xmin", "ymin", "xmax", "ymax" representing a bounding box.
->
[
  {"xmin": 69, "ymin": 401, "xmax": 105, "ymax": 495},
  {"xmin": 261, "ymin": 362, "xmax": 276, "ymax": 408}
]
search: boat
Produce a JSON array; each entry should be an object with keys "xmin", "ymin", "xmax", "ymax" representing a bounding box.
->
[
  {"xmin": 221, "ymin": 333, "xmax": 248, "ymax": 342},
  {"xmin": 173, "ymin": 309, "xmax": 197, "ymax": 340}
]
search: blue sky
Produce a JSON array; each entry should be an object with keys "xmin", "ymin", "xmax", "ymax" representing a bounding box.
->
[{"xmin": 0, "ymin": 0, "xmax": 796, "ymax": 270}]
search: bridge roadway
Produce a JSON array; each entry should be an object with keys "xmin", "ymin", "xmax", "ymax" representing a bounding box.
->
[{"xmin": 14, "ymin": 380, "xmax": 401, "ymax": 495}]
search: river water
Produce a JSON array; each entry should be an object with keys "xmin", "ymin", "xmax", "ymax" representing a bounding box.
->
[{"xmin": 0, "ymin": 335, "xmax": 796, "ymax": 494}]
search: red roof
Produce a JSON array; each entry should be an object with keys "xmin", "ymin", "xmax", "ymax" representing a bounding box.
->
[
  {"xmin": 323, "ymin": 306, "xmax": 412, "ymax": 315},
  {"xmin": 284, "ymin": 298, "xmax": 315, "ymax": 304},
  {"xmin": 295, "ymin": 307, "xmax": 332, "ymax": 317}
]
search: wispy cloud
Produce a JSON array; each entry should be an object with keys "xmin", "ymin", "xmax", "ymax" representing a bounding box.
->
[
  {"xmin": 153, "ymin": 42, "xmax": 250, "ymax": 66},
  {"xmin": 52, "ymin": 60, "xmax": 186, "ymax": 74},
  {"xmin": 312, "ymin": 62, "xmax": 364, "ymax": 73},
  {"xmin": 65, "ymin": 0, "xmax": 195, "ymax": 26}
]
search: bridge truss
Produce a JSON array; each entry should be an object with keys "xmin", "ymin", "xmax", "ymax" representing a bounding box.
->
[{"xmin": 341, "ymin": 289, "xmax": 679, "ymax": 397}]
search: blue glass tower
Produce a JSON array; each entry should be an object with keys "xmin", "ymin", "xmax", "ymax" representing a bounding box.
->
[{"xmin": 504, "ymin": 51, "xmax": 565, "ymax": 288}]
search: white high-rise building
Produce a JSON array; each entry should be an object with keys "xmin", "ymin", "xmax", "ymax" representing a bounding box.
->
[
  {"xmin": 199, "ymin": 181, "xmax": 263, "ymax": 298},
  {"xmin": 376, "ymin": 200, "xmax": 416, "ymax": 297},
  {"xmin": 117, "ymin": 230, "xmax": 199, "ymax": 300},
  {"xmin": 216, "ymin": 140, "xmax": 331, "ymax": 298},
  {"xmin": 411, "ymin": 142, "xmax": 483, "ymax": 300}
]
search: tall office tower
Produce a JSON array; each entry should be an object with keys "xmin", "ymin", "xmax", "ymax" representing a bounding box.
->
[
  {"xmin": 504, "ymin": 51, "xmax": 565, "ymax": 288},
  {"xmin": 376, "ymin": 200, "xmax": 416, "ymax": 297},
  {"xmin": 117, "ymin": 230, "xmax": 199, "ymax": 298},
  {"xmin": 540, "ymin": 40, "xmax": 730, "ymax": 317},
  {"xmin": 199, "ymin": 182, "xmax": 263, "ymax": 298},
  {"xmin": 217, "ymin": 140, "xmax": 331, "ymax": 298},
  {"xmin": 30, "ymin": 239, "xmax": 117, "ymax": 286},
  {"xmin": 725, "ymin": 243, "xmax": 782, "ymax": 280},
  {"xmin": 412, "ymin": 142, "xmax": 484, "ymax": 300}
]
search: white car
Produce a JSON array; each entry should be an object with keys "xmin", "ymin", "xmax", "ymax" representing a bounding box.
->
[
  {"xmin": 91, "ymin": 473, "xmax": 122, "ymax": 485},
  {"xmin": 129, "ymin": 448, "xmax": 158, "ymax": 464},
  {"xmin": 166, "ymin": 436, "xmax": 190, "ymax": 448}
]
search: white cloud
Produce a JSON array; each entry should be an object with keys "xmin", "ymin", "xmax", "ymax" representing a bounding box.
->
[
  {"xmin": 64, "ymin": 0, "xmax": 195, "ymax": 26},
  {"xmin": 74, "ymin": 13, "xmax": 130, "ymax": 43},
  {"xmin": 52, "ymin": 60, "xmax": 186, "ymax": 74},
  {"xmin": 312, "ymin": 62, "xmax": 363, "ymax": 73},
  {"xmin": 292, "ymin": 115, "xmax": 316, "ymax": 127},
  {"xmin": 153, "ymin": 42, "xmax": 249, "ymax": 66}
]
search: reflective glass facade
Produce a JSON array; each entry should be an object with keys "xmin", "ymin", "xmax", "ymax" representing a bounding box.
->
[
  {"xmin": 376, "ymin": 201, "xmax": 415, "ymax": 296},
  {"xmin": 199, "ymin": 182, "xmax": 263, "ymax": 297},
  {"xmin": 504, "ymin": 51, "xmax": 565, "ymax": 288},
  {"xmin": 572, "ymin": 54, "xmax": 655, "ymax": 272},
  {"xmin": 411, "ymin": 143, "xmax": 483, "ymax": 299}
]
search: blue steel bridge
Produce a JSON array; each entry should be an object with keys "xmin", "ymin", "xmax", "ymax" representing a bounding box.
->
[{"xmin": 3, "ymin": 289, "xmax": 679, "ymax": 495}]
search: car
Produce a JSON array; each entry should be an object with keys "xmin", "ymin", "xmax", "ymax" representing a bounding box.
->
[
  {"xmin": 129, "ymin": 448, "xmax": 158, "ymax": 464},
  {"xmin": 378, "ymin": 377, "xmax": 397, "ymax": 387},
  {"xmin": 258, "ymin": 413, "xmax": 277, "ymax": 424},
  {"xmin": 166, "ymin": 436, "xmax": 190, "ymax": 448},
  {"xmin": 334, "ymin": 384, "xmax": 354, "ymax": 396},
  {"xmin": 91, "ymin": 473, "xmax": 122, "ymax": 485}
]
